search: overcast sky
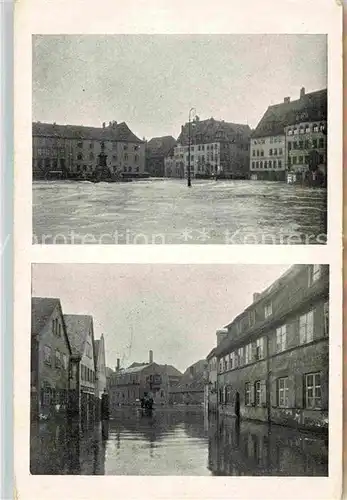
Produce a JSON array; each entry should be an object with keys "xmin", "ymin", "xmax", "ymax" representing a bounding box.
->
[
  {"xmin": 32, "ymin": 264, "xmax": 290, "ymax": 373},
  {"xmin": 32, "ymin": 34, "xmax": 327, "ymax": 140}
]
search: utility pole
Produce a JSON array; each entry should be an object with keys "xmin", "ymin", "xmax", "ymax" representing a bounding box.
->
[{"xmin": 187, "ymin": 107, "xmax": 196, "ymax": 188}]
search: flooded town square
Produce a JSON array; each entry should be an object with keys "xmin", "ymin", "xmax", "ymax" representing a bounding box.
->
[
  {"xmin": 30, "ymin": 409, "xmax": 328, "ymax": 476},
  {"xmin": 32, "ymin": 179, "xmax": 327, "ymax": 245}
]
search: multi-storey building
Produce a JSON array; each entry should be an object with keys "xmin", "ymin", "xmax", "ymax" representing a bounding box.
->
[
  {"xmin": 212, "ymin": 265, "xmax": 329, "ymax": 431},
  {"xmin": 64, "ymin": 314, "xmax": 98, "ymax": 425},
  {"xmin": 94, "ymin": 334, "xmax": 107, "ymax": 399},
  {"xmin": 250, "ymin": 88, "xmax": 327, "ymax": 184},
  {"xmin": 205, "ymin": 348, "xmax": 218, "ymax": 413},
  {"xmin": 169, "ymin": 117, "xmax": 251, "ymax": 179},
  {"xmin": 31, "ymin": 298, "xmax": 72, "ymax": 420},
  {"xmin": 32, "ymin": 120, "xmax": 146, "ymax": 180},
  {"xmin": 145, "ymin": 135, "xmax": 177, "ymax": 177},
  {"xmin": 170, "ymin": 360, "xmax": 206, "ymax": 405},
  {"xmin": 108, "ymin": 351, "xmax": 182, "ymax": 410}
]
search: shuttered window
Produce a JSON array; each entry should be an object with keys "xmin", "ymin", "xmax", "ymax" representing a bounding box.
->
[
  {"xmin": 245, "ymin": 383, "xmax": 251, "ymax": 405},
  {"xmin": 278, "ymin": 378, "xmax": 289, "ymax": 407},
  {"xmin": 305, "ymin": 373, "xmax": 322, "ymax": 409},
  {"xmin": 299, "ymin": 310, "xmax": 314, "ymax": 344}
]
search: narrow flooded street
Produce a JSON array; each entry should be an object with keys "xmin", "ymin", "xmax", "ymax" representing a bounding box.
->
[
  {"xmin": 32, "ymin": 180, "xmax": 327, "ymax": 244},
  {"xmin": 30, "ymin": 409, "xmax": 328, "ymax": 476}
]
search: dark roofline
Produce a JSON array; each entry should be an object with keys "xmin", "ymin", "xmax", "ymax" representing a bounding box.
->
[{"xmin": 223, "ymin": 265, "xmax": 297, "ymax": 330}]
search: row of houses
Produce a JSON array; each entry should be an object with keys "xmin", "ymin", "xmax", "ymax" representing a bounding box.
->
[
  {"xmin": 163, "ymin": 87, "xmax": 327, "ymax": 184},
  {"xmin": 106, "ymin": 351, "xmax": 207, "ymax": 410},
  {"xmin": 32, "ymin": 86, "xmax": 327, "ymax": 185},
  {"xmin": 204, "ymin": 264, "xmax": 329, "ymax": 431},
  {"xmin": 31, "ymin": 297, "xmax": 107, "ymax": 424}
]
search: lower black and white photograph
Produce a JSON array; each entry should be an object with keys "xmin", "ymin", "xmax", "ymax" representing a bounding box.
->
[{"xmin": 30, "ymin": 263, "xmax": 329, "ymax": 476}]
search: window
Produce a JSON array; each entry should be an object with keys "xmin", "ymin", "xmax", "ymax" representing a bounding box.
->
[
  {"xmin": 268, "ymin": 160, "xmax": 272, "ymax": 168},
  {"xmin": 123, "ymin": 144, "xmax": 128, "ymax": 151},
  {"xmin": 260, "ymin": 161, "xmax": 263, "ymax": 168},
  {"xmin": 276, "ymin": 325, "xmax": 287, "ymax": 352},
  {"xmin": 304, "ymin": 140, "xmax": 310, "ymax": 149},
  {"xmin": 260, "ymin": 150, "xmax": 264, "ymax": 157},
  {"xmin": 252, "ymin": 161, "xmax": 255, "ymax": 169},
  {"xmin": 274, "ymin": 148, "xmax": 277, "ymax": 156},
  {"xmin": 278, "ymin": 378, "xmax": 289, "ymax": 407},
  {"xmin": 309, "ymin": 264, "xmax": 322, "ymax": 285},
  {"xmin": 124, "ymin": 154, "xmax": 128, "ymax": 161},
  {"xmin": 312, "ymin": 139, "xmax": 318, "ymax": 148},
  {"xmin": 77, "ymin": 141, "xmax": 83, "ymax": 148},
  {"xmin": 255, "ymin": 337, "xmax": 264, "ymax": 360},
  {"xmin": 293, "ymin": 141, "xmax": 298, "ymax": 149},
  {"xmin": 43, "ymin": 346, "xmax": 52, "ymax": 365},
  {"xmin": 255, "ymin": 381, "xmax": 266, "ymax": 405},
  {"xmin": 245, "ymin": 382, "xmax": 251, "ymax": 405},
  {"xmin": 224, "ymin": 356, "xmax": 229, "ymax": 371},
  {"xmin": 305, "ymin": 156, "xmax": 310, "ymax": 164},
  {"xmin": 256, "ymin": 161, "xmax": 259, "ymax": 169},
  {"xmin": 219, "ymin": 360, "xmax": 223, "ymax": 373},
  {"xmin": 77, "ymin": 153, "xmax": 83, "ymax": 160},
  {"xmin": 256, "ymin": 150, "xmax": 259, "ymax": 157},
  {"xmin": 324, "ymin": 301, "xmax": 329, "ymax": 336},
  {"xmin": 269, "ymin": 149, "xmax": 273, "ymax": 156},
  {"xmin": 249, "ymin": 309, "xmax": 255, "ymax": 327},
  {"xmin": 299, "ymin": 127, "xmax": 305, "ymax": 135},
  {"xmin": 293, "ymin": 128, "xmax": 298, "ymax": 135},
  {"xmin": 134, "ymin": 145, "xmax": 139, "ymax": 151},
  {"xmin": 279, "ymin": 148, "xmax": 283, "ymax": 155},
  {"xmin": 299, "ymin": 141, "xmax": 303, "ymax": 149},
  {"xmin": 238, "ymin": 347, "xmax": 244, "ymax": 366},
  {"xmin": 252, "ymin": 150, "xmax": 255, "ymax": 157},
  {"xmin": 273, "ymin": 160, "xmax": 277, "ymax": 168},
  {"xmin": 305, "ymin": 126, "xmax": 310, "ymax": 133},
  {"xmin": 313, "ymin": 124, "xmax": 318, "ymax": 132},
  {"xmin": 299, "ymin": 310, "xmax": 314, "ymax": 344},
  {"xmin": 55, "ymin": 349, "xmax": 61, "ymax": 368},
  {"xmin": 278, "ymin": 160, "xmax": 282, "ymax": 168},
  {"xmin": 292, "ymin": 156, "xmax": 297, "ymax": 165},
  {"xmin": 319, "ymin": 138, "xmax": 324, "ymax": 149},
  {"xmin": 90, "ymin": 142, "xmax": 94, "ymax": 149},
  {"xmin": 264, "ymin": 161, "xmax": 267, "ymax": 168},
  {"xmin": 305, "ymin": 373, "xmax": 321, "ymax": 409},
  {"xmin": 298, "ymin": 156, "xmax": 303, "ymax": 164},
  {"xmin": 62, "ymin": 354, "xmax": 67, "ymax": 370},
  {"xmin": 264, "ymin": 302, "xmax": 272, "ymax": 318},
  {"xmin": 288, "ymin": 141, "xmax": 292, "ymax": 150}
]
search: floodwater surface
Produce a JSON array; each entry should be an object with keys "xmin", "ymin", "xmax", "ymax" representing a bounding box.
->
[
  {"xmin": 30, "ymin": 410, "xmax": 328, "ymax": 476},
  {"xmin": 32, "ymin": 179, "xmax": 327, "ymax": 244}
]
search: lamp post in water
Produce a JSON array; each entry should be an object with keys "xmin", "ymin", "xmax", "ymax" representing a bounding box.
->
[{"xmin": 187, "ymin": 107, "xmax": 196, "ymax": 188}]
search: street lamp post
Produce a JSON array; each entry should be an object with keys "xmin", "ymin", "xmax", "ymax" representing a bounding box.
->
[{"xmin": 187, "ymin": 107, "xmax": 196, "ymax": 188}]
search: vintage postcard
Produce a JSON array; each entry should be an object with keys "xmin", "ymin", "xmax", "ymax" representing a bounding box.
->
[{"xmin": 13, "ymin": 0, "xmax": 342, "ymax": 499}]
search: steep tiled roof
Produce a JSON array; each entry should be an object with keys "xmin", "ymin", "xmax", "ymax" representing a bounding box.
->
[
  {"xmin": 32, "ymin": 121, "xmax": 144, "ymax": 143},
  {"xmin": 177, "ymin": 118, "xmax": 251, "ymax": 145},
  {"xmin": 146, "ymin": 136, "xmax": 177, "ymax": 157},
  {"xmin": 171, "ymin": 359, "xmax": 206, "ymax": 393},
  {"xmin": 252, "ymin": 89, "xmax": 327, "ymax": 138},
  {"xmin": 31, "ymin": 297, "xmax": 61, "ymax": 335},
  {"xmin": 63, "ymin": 314, "xmax": 93, "ymax": 357},
  {"xmin": 94, "ymin": 340, "xmax": 100, "ymax": 363}
]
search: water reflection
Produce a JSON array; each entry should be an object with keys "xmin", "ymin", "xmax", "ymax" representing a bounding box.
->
[{"xmin": 30, "ymin": 410, "xmax": 328, "ymax": 476}]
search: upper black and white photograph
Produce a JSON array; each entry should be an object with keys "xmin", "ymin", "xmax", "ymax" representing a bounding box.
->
[{"xmin": 32, "ymin": 34, "xmax": 328, "ymax": 245}]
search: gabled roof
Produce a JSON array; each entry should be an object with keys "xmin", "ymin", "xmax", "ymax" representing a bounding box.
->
[
  {"xmin": 31, "ymin": 297, "xmax": 61, "ymax": 336},
  {"xmin": 94, "ymin": 340, "xmax": 100, "ymax": 363},
  {"xmin": 32, "ymin": 121, "xmax": 144, "ymax": 143},
  {"xmin": 206, "ymin": 348, "xmax": 216, "ymax": 360},
  {"xmin": 171, "ymin": 359, "xmax": 205, "ymax": 393},
  {"xmin": 63, "ymin": 314, "xmax": 93, "ymax": 358},
  {"xmin": 177, "ymin": 118, "xmax": 251, "ymax": 145},
  {"xmin": 146, "ymin": 136, "xmax": 177, "ymax": 156},
  {"xmin": 252, "ymin": 89, "xmax": 327, "ymax": 139}
]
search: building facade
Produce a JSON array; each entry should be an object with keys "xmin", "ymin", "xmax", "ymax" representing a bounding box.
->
[
  {"xmin": 95, "ymin": 334, "xmax": 107, "ymax": 399},
  {"xmin": 213, "ymin": 265, "xmax": 329, "ymax": 431},
  {"xmin": 64, "ymin": 315, "xmax": 98, "ymax": 426},
  {"xmin": 145, "ymin": 135, "xmax": 177, "ymax": 177},
  {"xmin": 32, "ymin": 121, "xmax": 146, "ymax": 180},
  {"xmin": 170, "ymin": 360, "xmax": 206, "ymax": 405},
  {"xmin": 205, "ymin": 348, "xmax": 218, "ymax": 413},
  {"xmin": 108, "ymin": 351, "xmax": 182, "ymax": 410},
  {"xmin": 168, "ymin": 117, "xmax": 251, "ymax": 179},
  {"xmin": 31, "ymin": 298, "xmax": 72, "ymax": 420},
  {"xmin": 250, "ymin": 88, "xmax": 327, "ymax": 184}
]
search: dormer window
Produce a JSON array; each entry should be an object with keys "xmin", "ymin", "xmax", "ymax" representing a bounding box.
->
[{"xmin": 264, "ymin": 302, "xmax": 272, "ymax": 318}]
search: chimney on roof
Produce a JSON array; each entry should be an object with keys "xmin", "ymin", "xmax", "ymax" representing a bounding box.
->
[
  {"xmin": 149, "ymin": 350, "xmax": 153, "ymax": 364},
  {"xmin": 300, "ymin": 87, "xmax": 305, "ymax": 99},
  {"xmin": 116, "ymin": 358, "xmax": 120, "ymax": 372},
  {"xmin": 102, "ymin": 122, "xmax": 106, "ymax": 128},
  {"xmin": 253, "ymin": 292, "xmax": 260, "ymax": 302},
  {"xmin": 284, "ymin": 97, "xmax": 290, "ymax": 104},
  {"xmin": 216, "ymin": 329, "xmax": 228, "ymax": 346}
]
